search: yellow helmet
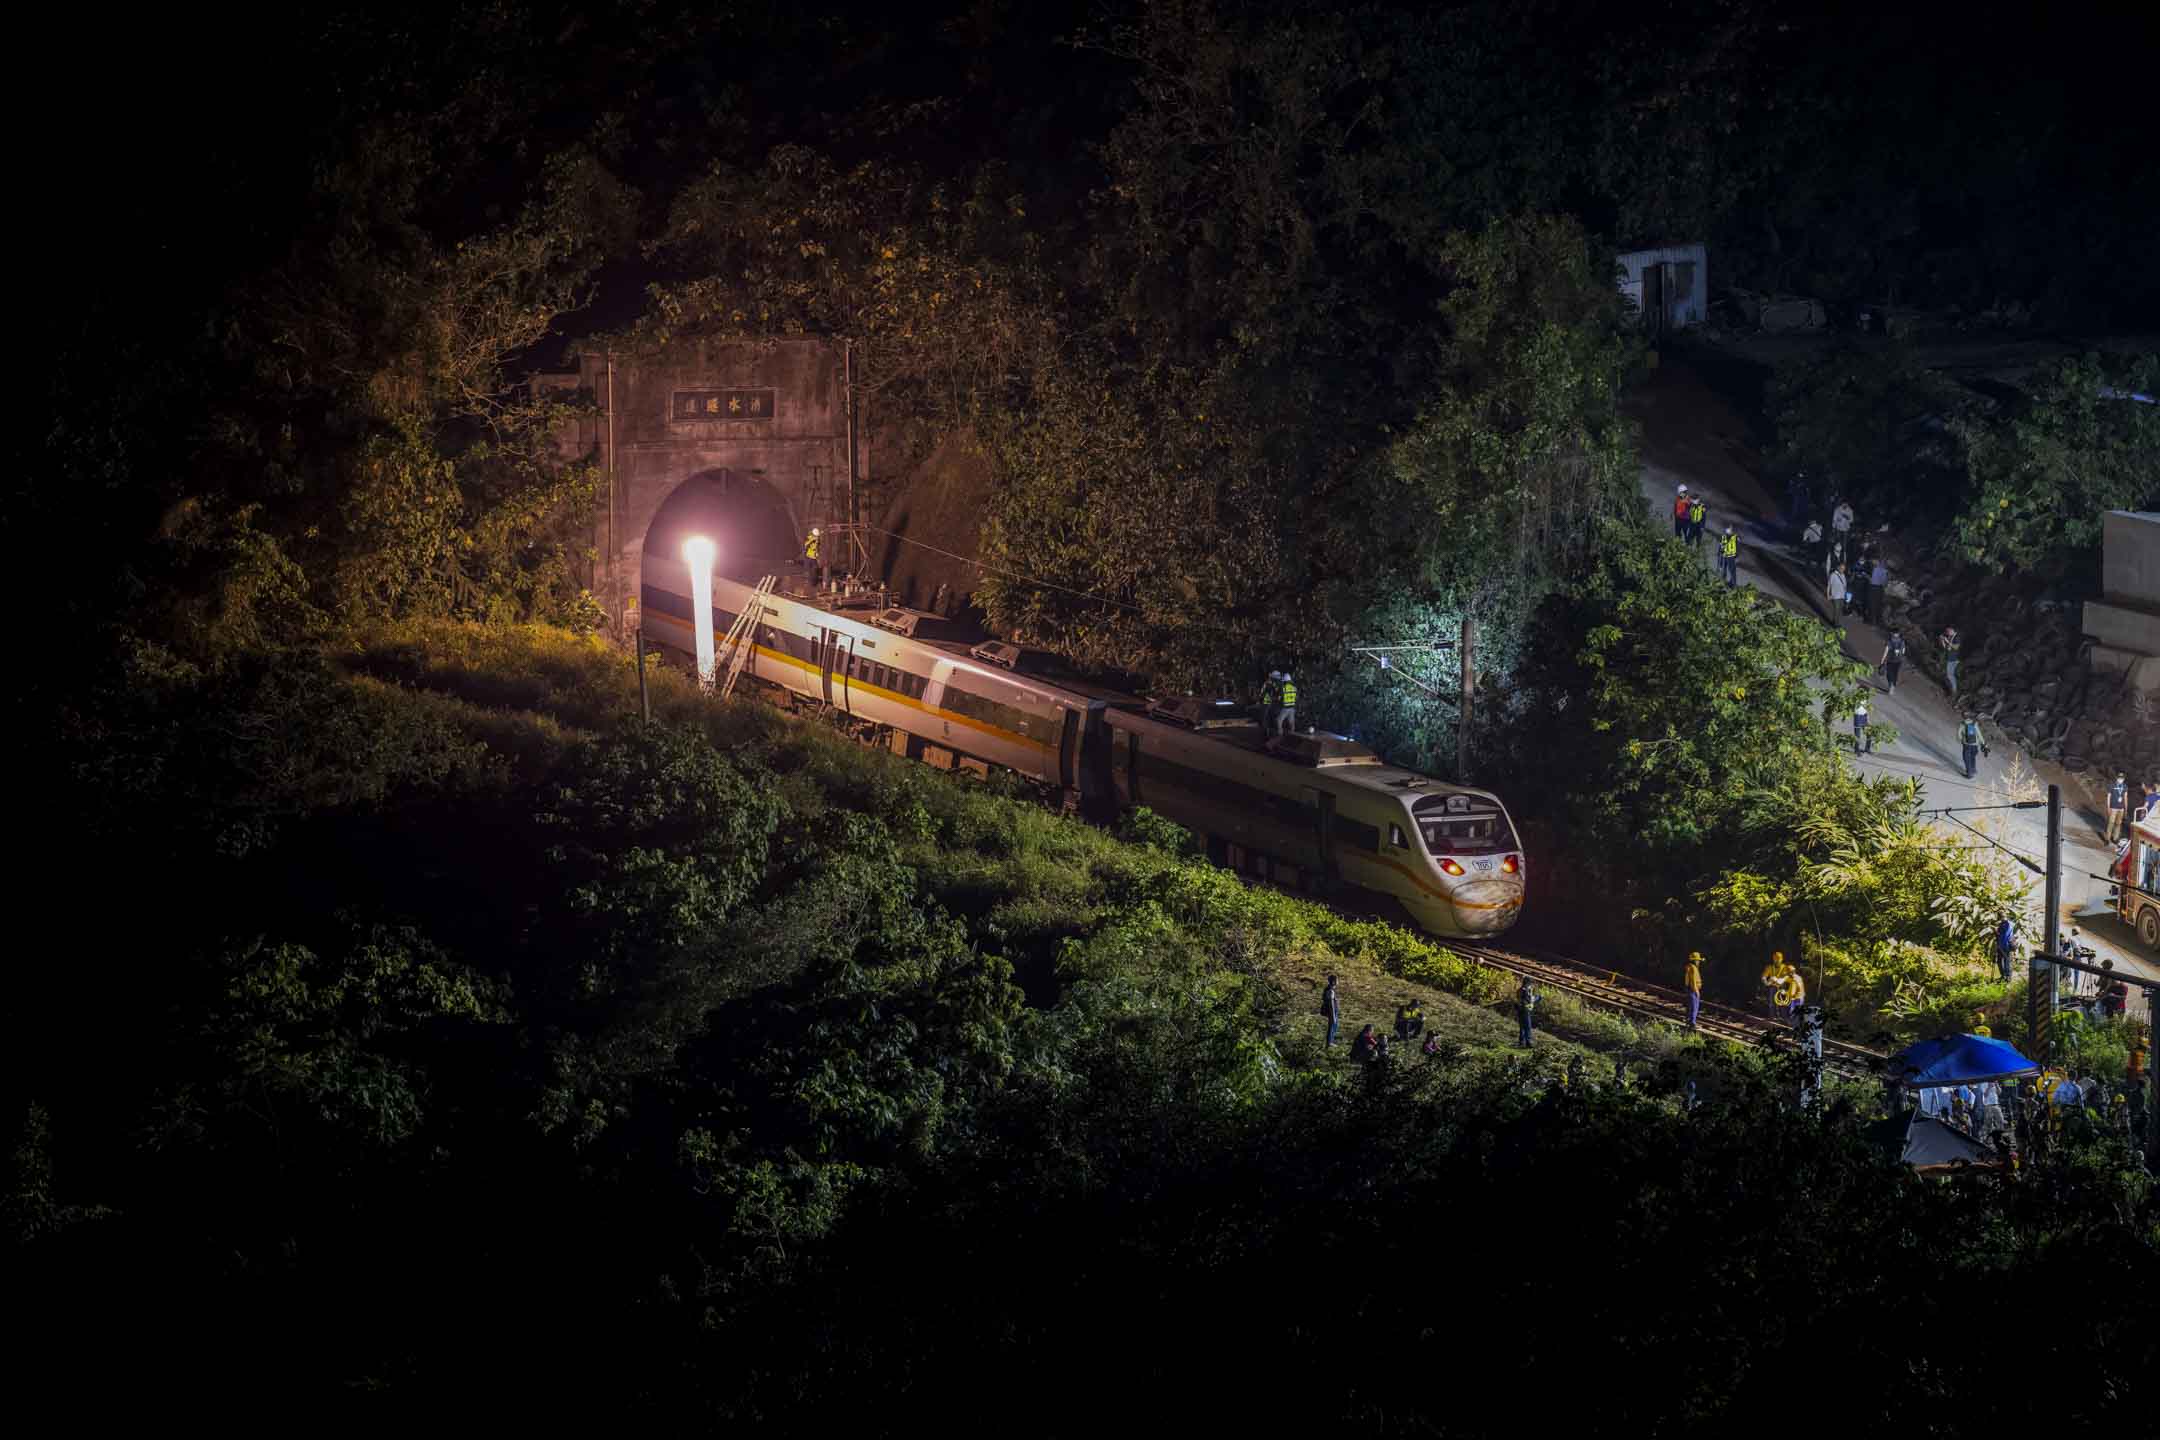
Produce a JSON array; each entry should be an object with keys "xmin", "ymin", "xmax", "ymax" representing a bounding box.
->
[
  {"xmin": 1688, "ymin": 951, "xmax": 1703, "ymax": 963},
  {"xmin": 1772, "ymin": 951, "xmax": 1786, "ymax": 965}
]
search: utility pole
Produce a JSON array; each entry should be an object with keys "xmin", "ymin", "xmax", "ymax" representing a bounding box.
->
[
  {"xmin": 637, "ymin": 627, "xmax": 650, "ymax": 725},
  {"xmin": 1458, "ymin": 613, "xmax": 1475, "ymax": 780},
  {"xmin": 2043, "ymin": 783, "xmax": 2062, "ymax": 962},
  {"xmin": 606, "ymin": 352, "xmax": 619, "ymax": 640},
  {"xmin": 2029, "ymin": 783, "xmax": 2064, "ymax": 1066},
  {"xmin": 1798, "ymin": 1005, "xmax": 1825, "ymax": 1110}
]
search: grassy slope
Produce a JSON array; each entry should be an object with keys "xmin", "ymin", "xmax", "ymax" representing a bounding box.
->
[{"xmin": 343, "ymin": 621, "xmax": 1723, "ymax": 1079}]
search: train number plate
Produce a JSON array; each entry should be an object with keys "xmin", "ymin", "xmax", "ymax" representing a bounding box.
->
[{"xmin": 1472, "ymin": 858, "xmax": 1496, "ymax": 872}]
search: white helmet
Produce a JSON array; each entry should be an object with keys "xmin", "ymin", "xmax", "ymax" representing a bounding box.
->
[
  {"xmin": 1677, "ymin": 483, "xmax": 1688, "ymax": 494},
  {"xmin": 809, "ymin": 526, "xmax": 821, "ymax": 536}
]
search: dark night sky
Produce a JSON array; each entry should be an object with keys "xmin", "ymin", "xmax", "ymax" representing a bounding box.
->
[{"xmin": 35, "ymin": 1, "xmax": 2160, "ymax": 344}]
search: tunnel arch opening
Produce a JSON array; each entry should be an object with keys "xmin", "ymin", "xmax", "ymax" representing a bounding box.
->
[{"xmin": 640, "ymin": 468, "xmax": 800, "ymax": 591}]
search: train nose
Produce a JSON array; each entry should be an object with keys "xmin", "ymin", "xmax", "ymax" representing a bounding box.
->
[{"xmin": 1449, "ymin": 880, "xmax": 1523, "ymax": 935}]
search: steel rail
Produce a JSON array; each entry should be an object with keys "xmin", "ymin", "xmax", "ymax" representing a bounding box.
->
[{"xmin": 1452, "ymin": 940, "xmax": 1885, "ymax": 1078}]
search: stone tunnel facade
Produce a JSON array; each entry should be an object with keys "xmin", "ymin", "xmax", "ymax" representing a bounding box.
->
[{"xmin": 536, "ymin": 338, "xmax": 857, "ymax": 631}]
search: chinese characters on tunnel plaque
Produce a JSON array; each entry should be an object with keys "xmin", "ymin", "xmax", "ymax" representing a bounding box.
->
[{"xmin": 673, "ymin": 389, "xmax": 777, "ymax": 422}]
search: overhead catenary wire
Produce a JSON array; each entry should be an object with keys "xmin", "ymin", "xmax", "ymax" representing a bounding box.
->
[{"xmin": 1931, "ymin": 809, "xmax": 2139, "ymax": 891}]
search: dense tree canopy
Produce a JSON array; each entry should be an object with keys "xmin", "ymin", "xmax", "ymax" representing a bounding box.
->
[{"xmin": 20, "ymin": 1, "xmax": 2160, "ymax": 1421}]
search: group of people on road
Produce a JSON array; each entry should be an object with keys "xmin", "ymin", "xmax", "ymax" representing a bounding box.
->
[
  {"xmin": 1802, "ymin": 490, "xmax": 1901, "ymax": 626},
  {"xmin": 1824, "ymin": 541, "xmax": 1891, "ymax": 629},
  {"xmin": 1815, "ymin": 632, "xmax": 1996, "ymax": 777},
  {"xmin": 1673, "ymin": 484, "xmax": 1742, "ymax": 587}
]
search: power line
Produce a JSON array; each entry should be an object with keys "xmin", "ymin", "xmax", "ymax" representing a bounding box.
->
[
  {"xmin": 1933, "ymin": 809, "xmax": 2137, "ymax": 890},
  {"xmin": 1940, "ymin": 810, "xmax": 2046, "ymax": 876}
]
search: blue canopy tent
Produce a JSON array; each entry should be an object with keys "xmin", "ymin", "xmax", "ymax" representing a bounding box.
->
[
  {"xmin": 1878, "ymin": 1034, "xmax": 2039, "ymax": 1166},
  {"xmin": 1889, "ymin": 1033, "xmax": 2041, "ymax": 1088}
]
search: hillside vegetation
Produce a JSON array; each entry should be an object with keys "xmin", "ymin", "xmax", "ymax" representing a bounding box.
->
[{"xmin": 16, "ymin": 626, "xmax": 2155, "ymax": 1423}]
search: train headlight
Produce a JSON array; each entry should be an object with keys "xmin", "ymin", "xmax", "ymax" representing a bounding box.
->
[
  {"xmin": 1438, "ymin": 858, "xmax": 1466, "ymax": 876},
  {"xmin": 1501, "ymin": 854, "xmax": 1520, "ymax": 874}
]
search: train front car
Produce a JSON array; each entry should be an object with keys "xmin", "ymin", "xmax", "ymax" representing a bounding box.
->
[{"xmin": 1406, "ymin": 790, "xmax": 1525, "ymax": 936}]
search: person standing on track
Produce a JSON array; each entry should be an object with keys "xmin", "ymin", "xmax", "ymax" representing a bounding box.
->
[
  {"xmin": 1994, "ymin": 915, "xmax": 2017, "ymax": 987},
  {"xmin": 1832, "ymin": 496, "xmax": 1855, "ymax": 547},
  {"xmin": 1868, "ymin": 553, "xmax": 1889, "ymax": 626},
  {"xmin": 1828, "ymin": 562, "xmax": 1849, "ymax": 616},
  {"xmin": 1782, "ymin": 966, "xmax": 1807, "ymax": 1023},
  {"xmin": 1276, "ymin": 672, "xmax": 1298, "ymax": 736},
  {"xmin": 1760, "ymin": 952, "xmax": 1795, "ymax": 1020},
  {"xmin": 1262, "ymin": 671, "xmax": 1284, "ymax": 734},
  {"xmin": 1515, "ymin": 979, "xmax": 1540, "ymax": 1048},
  {"xmin": 1321, "ymin": 973, "xmax": 1341, "ymax": 1047},
  {"xmin": 1938, "ymin": 625, "xmax": 1961, "ymax": 696},
  {"xmin": 2106, "ymin": 772, "xmax": 2129, "ymax": 844},
  {"xmin": 1673, "ymin": 483, "xmax": 1692, "ymax": 539},
  {"xmin": 1687, "ymin": 493, "xmax": 1708, "ymax": 551},
  {"xmin": 1718, "ymin": 525, "xmax": 1740, "ymax": 587},
  {"xmin": 1853, "ymin": 694, "xmax": 1871, "ymax": 754},
  {"xmin": 1683, "ymin": 951, "xmax": 1704, "ymax": 1031}
]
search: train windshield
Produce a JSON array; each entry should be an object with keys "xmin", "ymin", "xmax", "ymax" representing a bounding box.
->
[{"xmin": 1412, "ymin": 793, "xmax": 1516, "ymax": 856}]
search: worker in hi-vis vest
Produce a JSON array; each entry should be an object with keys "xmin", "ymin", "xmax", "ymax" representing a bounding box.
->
[{"xmin": 1276, "ymin": 673, "xmax": 1297, "ymax": 736}]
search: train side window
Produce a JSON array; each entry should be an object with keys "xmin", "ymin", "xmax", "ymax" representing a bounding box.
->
[{"xmin": 1389, "ymin": 824, "xmax": 1408, "ymax": 848}]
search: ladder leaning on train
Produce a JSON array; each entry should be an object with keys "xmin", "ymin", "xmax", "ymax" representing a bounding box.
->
[{"xmin": 716, "ymin": 574, "xmax": 777, "ymax": 701}]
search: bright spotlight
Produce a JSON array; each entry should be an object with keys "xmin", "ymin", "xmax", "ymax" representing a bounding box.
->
[{"xmin": 683, "ymin": 535, "xmax": 718, "ymax": 690}]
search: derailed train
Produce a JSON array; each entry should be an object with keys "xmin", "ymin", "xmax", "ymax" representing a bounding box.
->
[{"xmin": 643, "ymin": 572, "xmax": 1524, "ymax": 938}]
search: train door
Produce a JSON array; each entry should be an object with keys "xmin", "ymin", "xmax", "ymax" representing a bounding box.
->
[
  {"xmin": 925, "ymin": 661, "xmax": 951, "ymax": 717},
  {"xmin": 834, "ymin": 633, "xmax": 855, "ymax": 714}
]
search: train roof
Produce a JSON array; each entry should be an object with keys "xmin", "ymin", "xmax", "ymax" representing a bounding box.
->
[
  {"xmin": 1103, "ymin": 701, "xmax": 1508, "ymax": 808},
  {"xmin": 726, "ymin": 576, "xmax": 1504, "ymax": 807}
]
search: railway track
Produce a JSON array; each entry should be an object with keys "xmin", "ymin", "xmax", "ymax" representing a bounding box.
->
[
  {"xmin": 734, "ymin": 665, "xmax": 1888, "ymax": 1078},
  {"xmin": 1452, "ymin": 940, "xmax": 1886, "ymax": 1079}
]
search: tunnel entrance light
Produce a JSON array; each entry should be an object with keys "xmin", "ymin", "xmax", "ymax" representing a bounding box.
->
[{"xmin": 683, "ymin": 535, "xmax": 718, "ymax": 690}]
